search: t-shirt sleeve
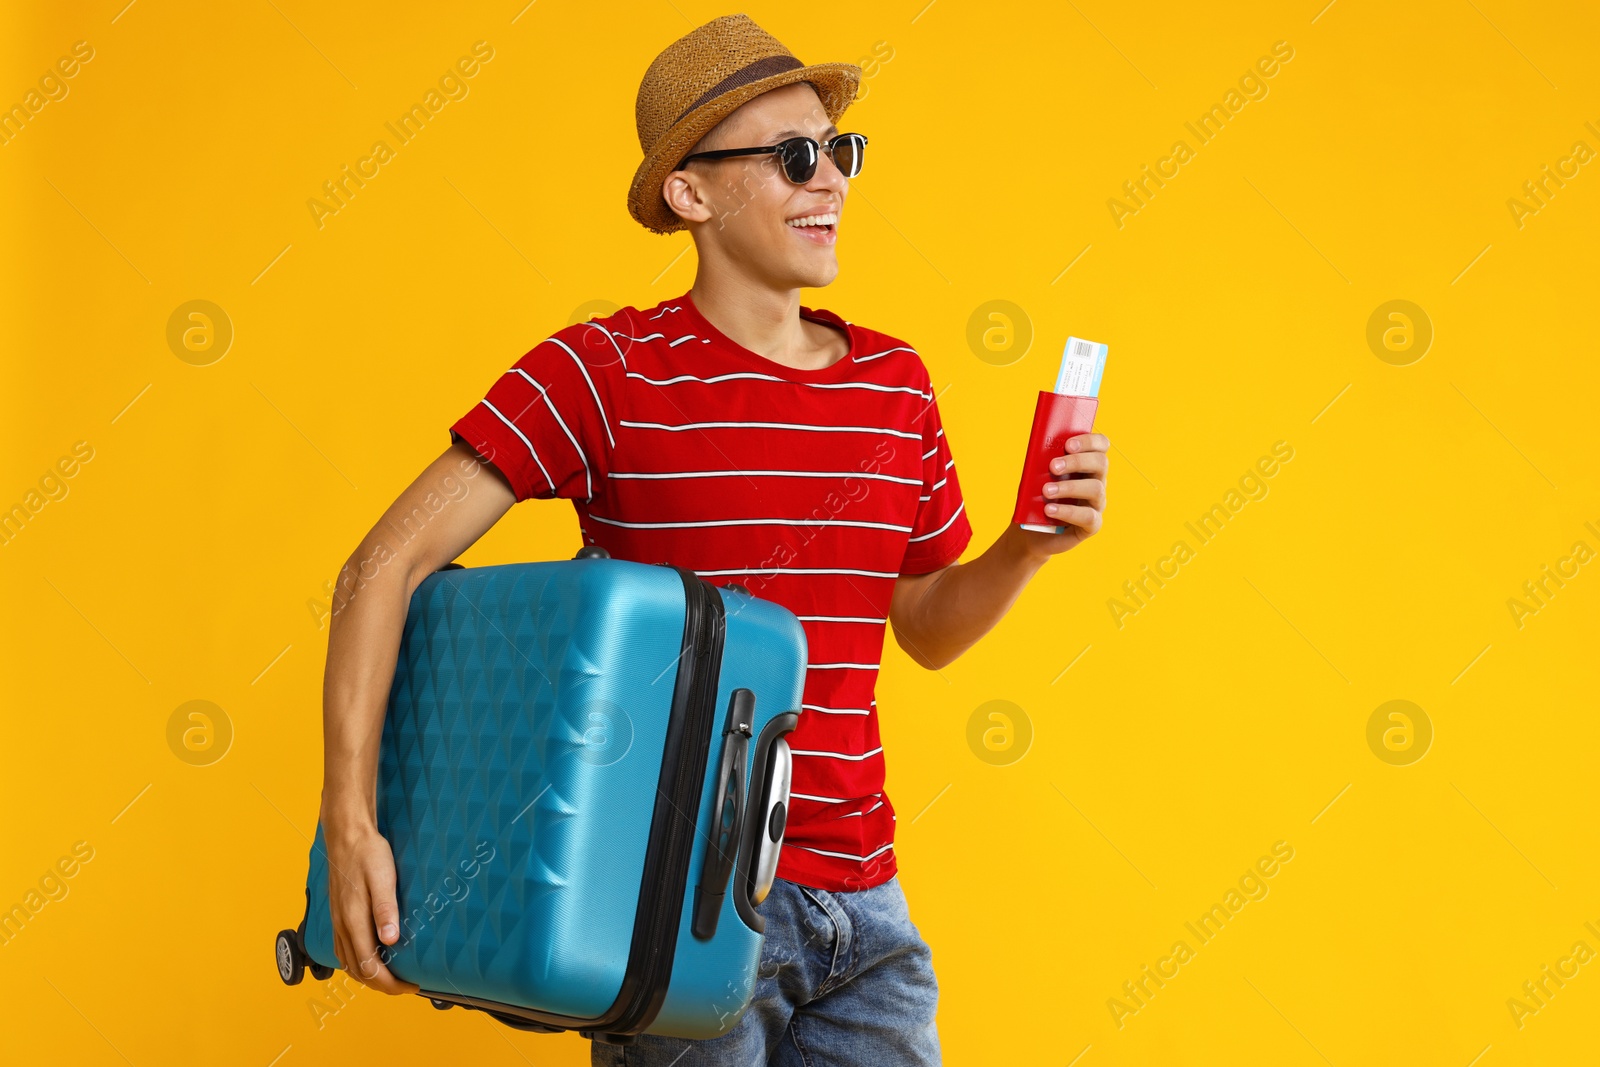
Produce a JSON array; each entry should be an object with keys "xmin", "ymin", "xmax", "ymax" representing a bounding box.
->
[
  {"xmin": 899, "ymin": 379, "xmax": 973, "ymax": 574},
  {"xmin": 448, "ymin": 321, "xmax": 622, "ymax": 503}
]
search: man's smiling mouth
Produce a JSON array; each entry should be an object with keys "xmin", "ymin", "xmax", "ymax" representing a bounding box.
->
[{"xmin": 786, "ymin": 211, "xmax": 838, "ymax": 241}]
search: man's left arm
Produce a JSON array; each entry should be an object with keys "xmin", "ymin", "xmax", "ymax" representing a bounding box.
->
[{"xmin": 888, "ymin": 432, "xmax": 1110, "ymax": 671}]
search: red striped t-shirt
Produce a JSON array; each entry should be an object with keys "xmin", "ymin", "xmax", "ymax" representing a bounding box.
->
[{"xmin": 447, "ymin": 290, "xmax": 972, "ymax": 892}]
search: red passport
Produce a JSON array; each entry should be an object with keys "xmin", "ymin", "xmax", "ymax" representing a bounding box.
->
[{"xmin": 1011, "ymin": 390, "xmax": 1099, "ymax": 532}]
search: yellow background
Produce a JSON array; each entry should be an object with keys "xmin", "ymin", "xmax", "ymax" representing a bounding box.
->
[{"xmin": 3, "ymin": 0, "xmax": 1597, "ymax": 1063}]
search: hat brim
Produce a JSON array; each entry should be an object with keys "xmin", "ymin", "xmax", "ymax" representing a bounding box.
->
[{"xmin": 628, "ymin": 63, "xmax": 862, "ymax": 236}]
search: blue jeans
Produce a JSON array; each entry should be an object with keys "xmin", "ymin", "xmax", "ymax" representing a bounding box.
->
[{"xmin": 591, "ymin": 874, "xmax": 941, "ymax": 1065}]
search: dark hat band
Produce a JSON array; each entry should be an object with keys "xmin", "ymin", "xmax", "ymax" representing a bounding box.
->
[{"xmin": 671, "ymin": 54, "xmax": 805, "ymax": 126}]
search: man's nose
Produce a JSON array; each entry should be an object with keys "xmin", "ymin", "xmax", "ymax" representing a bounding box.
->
[{"xmin": 808, "ymin": 148, "xmax": 850, "ymax": 192}]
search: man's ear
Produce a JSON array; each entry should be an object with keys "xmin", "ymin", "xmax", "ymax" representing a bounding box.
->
[{"xmin": 662, "ymin": 170, "xmax": 711, "ymax": 227}]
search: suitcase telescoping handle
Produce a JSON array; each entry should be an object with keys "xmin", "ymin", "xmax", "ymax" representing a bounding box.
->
[{"xmin": 691, "ymin": 688, "xmax": 754, "ymax": 940}]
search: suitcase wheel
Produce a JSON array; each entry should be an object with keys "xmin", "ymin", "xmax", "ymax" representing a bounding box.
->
[
  {"xmin": 582, "ymin": 1031, "xmax": 638, "ymax": 1046},
  {"xmin": 487, "ymin": 1010, "xmax": 564, "ymax": 1033},
  {"xmin": 292, "ymin": 913, "xmax": 335, "ymax": 981},
  {"xmin": 573, "ymin": 545, "xmax": 610, "ymax": 560},
  {"xmin": 275, "ymin": 929, "xmax": 305, "ymax": 986},
  {"xmin": 429, "ymin": 998, "xmax": 454, "ymax": 1011}
]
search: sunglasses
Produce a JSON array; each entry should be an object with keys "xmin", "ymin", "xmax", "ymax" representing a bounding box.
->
[{"xmin": 676, "ymin": 132, "xmax": 868, "ymax": 184}]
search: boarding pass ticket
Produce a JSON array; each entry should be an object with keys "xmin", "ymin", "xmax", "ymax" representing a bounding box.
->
[{"xmin": 1053, "ymin": 337, "xmax": 1108, "ymax": 397}]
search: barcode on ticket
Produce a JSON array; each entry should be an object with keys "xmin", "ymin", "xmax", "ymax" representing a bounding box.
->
[{"xmin": 1053, "ymin": 336, "xmax": 1108, "ymax": 397}]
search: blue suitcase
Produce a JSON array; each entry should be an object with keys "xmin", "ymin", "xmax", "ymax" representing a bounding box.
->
[{"xmin": 273, "ymin": 547, "xmax": 806, "ymax": 1044}]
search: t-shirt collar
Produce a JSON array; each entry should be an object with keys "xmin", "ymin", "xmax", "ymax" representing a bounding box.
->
[{"xmin": 677, "ymin": 290, "xmax": 858, "ymax": 383}]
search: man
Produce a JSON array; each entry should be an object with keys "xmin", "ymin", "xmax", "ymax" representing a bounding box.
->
[{"xmin": 317, "ymin": 13, "xmax": 1110, "ymax": 1066}]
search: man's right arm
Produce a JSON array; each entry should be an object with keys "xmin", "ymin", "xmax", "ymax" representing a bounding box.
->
[{"xmin": 320, "ymin": 438, "xmax": 516, "ymax": 994}]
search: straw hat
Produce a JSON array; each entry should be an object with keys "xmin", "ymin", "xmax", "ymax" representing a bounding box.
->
[{"xmin": 628, "ymin": 14, "xmax": 862, "ymax": 235}]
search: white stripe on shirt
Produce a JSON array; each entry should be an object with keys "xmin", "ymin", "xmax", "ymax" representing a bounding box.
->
[
  {"xmin": 795, "ymin": 842, "xmax": 894, "ymax": 861},
  {"xmin": 693, "ymin": 566, "xmax": 900, "ymax": 578},
  {"xmin": 583, "ymin": 322, "xmax": 630, "ymax": 401},
  {"xmin": 907, "ymin": 500, "xmax": 965, "ymax": 542},
  {"xmin": 625, "ymin": 370, "xmax": 929, "ymax": 398},
  {"xmin": 795, "ymin": 615, "xmax": 887, "ymax": 624},
  {"xmin": 479, "ymin": 398, "xmax": 556, "ymax": 495},
  {"xmin": 609, "ymin": 469, "xmax": 921, "ymax": 485},
  {"xmin": 508, "ymin": 368, "xmax": 593, "ymax": 499},
  {"xmin": 587, "ymin": 515, "xmax": 912, "ymax": 533},
  {"xmin": 790, "ymin": 790, "xmax": 884, "ymax": 804},
  {"xmin": 619, "ymin": 418, "xmax": 922, "ymax": 441},
  {"xmin": 533, "ymin": 335, "xmax": 616, "ymax": 448},
  {"xmin": 839, "ymin": 801, "xmax": 885, "ymax": 818},
  {"xmin": 852, "ymin": 346, "xmax": 916, "ymax": 364},
  {"xmin": 790, "ymin": 745, "xmax": 884, "ymax": 761},
  {"xmin": 801, "ymin": 703, "xmax": 872, "ymax": 715}
]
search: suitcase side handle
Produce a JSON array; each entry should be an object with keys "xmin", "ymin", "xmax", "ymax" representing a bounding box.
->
[
  {"xmin": 690, "ymin": 688, "xmax": 754, "ymax": 940},
  {"xmin": 732, "ymin": 710, "xmax": 799, "ymax": 934}
]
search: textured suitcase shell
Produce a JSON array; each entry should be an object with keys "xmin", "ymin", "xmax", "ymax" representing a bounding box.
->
[{"xmin": 299, "ymin": 555, "xmax": 806, "ymax": 1039}]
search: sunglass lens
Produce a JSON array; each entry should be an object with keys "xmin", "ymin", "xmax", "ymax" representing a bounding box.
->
[
  {"xmin": 780, "ymin": 138, "xmax": 819, "ymax": 183},
  {"xmin": 834, "ymin": 134, "xmax": 865, "ymax": 178}
]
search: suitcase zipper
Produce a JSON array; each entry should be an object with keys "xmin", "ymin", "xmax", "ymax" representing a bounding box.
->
[{"xmin": 607, "ymin": 569, "xmax": 723, "ymax": 1033}]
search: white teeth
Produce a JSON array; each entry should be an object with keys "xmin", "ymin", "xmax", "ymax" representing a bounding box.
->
[{"xmin": 786, "ymin": 213, "xmax": 838, "ymax": 228}]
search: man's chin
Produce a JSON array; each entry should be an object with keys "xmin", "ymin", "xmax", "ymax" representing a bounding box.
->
[{"xmin": 789, "ymin": 254, "xmax": 839, "ymax": 289}]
